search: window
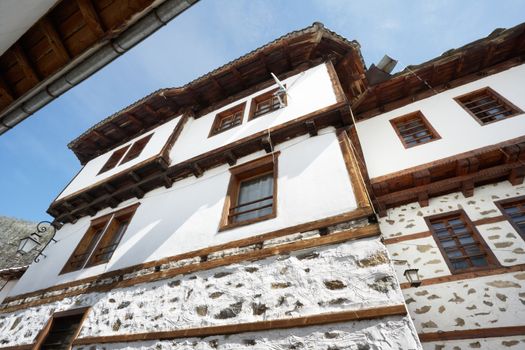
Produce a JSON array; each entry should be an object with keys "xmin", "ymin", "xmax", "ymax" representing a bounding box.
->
[
  {"xmin": 209, "ymin": 103, "xmax": 245, "ymax": 137},
  {"xmin": 220, "ymin": 153, "xmax": 278, "ymax": 230},
  {"xmin": 120, "ymin": 134, "xmax": 152, "ymax": 164},
  {"xmin": 61, "ymin": 204, "xmax": 138, "ymax": 274},
  {"xmin": 454, "ymin": 87, "xmax": 523, "ymax": 125},
  {"xmin": 390, "ymin": 111, "xmax": 440, "ymax": 148},
  {"xmin": 248, "ymin": 87, "xmax": 286, "ymax": 120},
  {"xmin": 496, "ymin": 195, "xmax": 525, "ymax": 239},
  {"xmin": 98, "ymin": 145, "xmax": 130, "ymax": 174},
  {"xmin": 426, "ymin": 210, "xmax": 498, "ymax": 273},
  {"xmin": 98, "ymin": 134, "xmax": 153, "ymax": 174},
  {"xmin": 35, "ymin": 308, "xmax": 88, "ymax": 350}
]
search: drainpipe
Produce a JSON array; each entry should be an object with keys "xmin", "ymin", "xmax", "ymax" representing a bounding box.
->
[{"xmin": 0, "ymin": 0, "xmax": 198, "ymax": 135}]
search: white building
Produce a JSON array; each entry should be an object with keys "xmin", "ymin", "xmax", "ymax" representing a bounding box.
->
[
  {"xmin": 2, "ymin": 20, "xmax": 523, "ymax": 350},
  {"xmin": 0, "ymin": 24, "xmax": 420, "ymax": 350},
  {"xmin": 353, "ymin": 23, "xmax": 525, "ymax": 349}
]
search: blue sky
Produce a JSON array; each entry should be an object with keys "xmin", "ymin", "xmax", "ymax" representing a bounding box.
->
[{"xmin": 1, "ymin": 0, "xmax": 524, "ymax": 221}]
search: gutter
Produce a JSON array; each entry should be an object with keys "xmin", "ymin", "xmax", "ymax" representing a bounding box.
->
[{"xmin": 0, "ymin": 0, "xmax": 198, "ymax": 135}]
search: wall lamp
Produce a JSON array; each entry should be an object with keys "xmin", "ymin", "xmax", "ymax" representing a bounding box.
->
[
  {"xmin": 17, "ymin": 221, "xmax": 58, "ymax": 263},
  {"xmin": 392, "ymin": 259, "xmax": 421, "ymax": 288}
]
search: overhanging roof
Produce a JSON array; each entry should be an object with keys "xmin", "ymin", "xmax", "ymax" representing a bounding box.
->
[
  {"xmin": 0, "ymin": 0, "xmax": 198, "ymax": 135},
  {"xmin": 353, "ymin": 22, "xmax": 525, "ymax": 120},
  {"xmin": 67, "ymin": 22, "xmax": 367, "ymax": 164}
]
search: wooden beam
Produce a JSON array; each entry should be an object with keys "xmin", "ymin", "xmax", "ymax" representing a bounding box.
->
[
  {"xmin": 224, "ymin": 150, "xmax": 237, "ymax": 166},
  {"xmin": 39, "ymin": 17, "xmax": 71, "ymax": 65},
  {"xmin": 128, "ymin": 171, "xmax": 141, "ymax": 183},
  {"xmin": 191, "ymin": 162, "xmax": 203, "ymax": 178},
  {"xmin": 76, "ymin": 0, "xmax": 105, "ymax": 38},
  {"xmin": 11, "ymin": 43, "xmax": 40, "ymax": 84},
  {"xmin": 73, "ymin": 305, "xmax": 406, "ymax": 345},
  {"xmin": 0, "ymin": 77, "xmax": 14, "ymax": 104},
  {"xmin": 125, "ymin": 112, "xmax": 144, "ymax": 129},
  {"xmin": 400, "ymin": 263, "xmax": 525, "ymax": 289},
  {"xmin": 508, "ymin": 166, "xmax": 525, "ymax": 185},
  {"xmin": 305, "ymin": 120, "xmax": 318, "ymax": 136},
  {"xmin": 419, "ymin": 325, "xmax": 525, "ymax": 343},
  {"xmin": 261, "ymin": 135, "xmax": 272, "ymax": 153},
  {"xmin": 230, "ymin": 67, "xmax": 246, "ymax": 89}
]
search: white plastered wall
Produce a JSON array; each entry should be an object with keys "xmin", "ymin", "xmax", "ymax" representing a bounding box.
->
[
  {"xmin": 11, "ymin": 131, "xmax": 358, "ymax": 296},
  {"xmin": 356, "ymin": 64, "xmax": 525, "ymax": 179},
  {"xmin": 56, "ymin": 116, "xmax": 182, "ymax": 200},
  {"xmin": 168, "ymin": 62, "xmax": 338, "ymax": 164}
]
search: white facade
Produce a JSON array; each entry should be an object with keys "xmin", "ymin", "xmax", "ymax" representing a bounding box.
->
[
  {"xmin": 356, "ymin": 64, "xmax": 525, "ymax": 179},
  {"xmin": 12, "ymin": 131, "xmax": 358, "ymax": 296}
]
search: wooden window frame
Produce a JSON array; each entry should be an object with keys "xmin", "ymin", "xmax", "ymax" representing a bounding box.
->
[
  {"xmin": 425, "ymin": 209, "xmax": 500, "ymax": 274},
  {"xmin": 33, "ymin": 307, "xmax": 90, "ymax": 350},
  {"xmin": 495, "ymin": 195, "xmax": 525, "ymax": 240},
  {"xmin": 60, "ymin": 204, "xmax": 139, "ymax": 275},
  {"xmin": 97, "ymin": 144, "xmax": 130, "ymax": 175},
  {"xmin": 219, "ymin": 153, "xmax": 279, "ymax": 231},
  {"xmin": 454, "ymin": 87, "xmax": 523, "ymax": 126},
  {"xmin": 248, "ymin": 87, "xmax": 287, "ymax": 121},
  {"xmin": 389, "ymin": 111, "xmax": 441, "ymax": 148},
  {"xmin": 119, "ymin": 134, "xmax": 153, "ymax": 164},
  {"xmin": 208, "ymin": 102, "xmax": 246, "ymax": 137},
  {"xmin": 97, "ymin": 133, "xmax": 153, "ymax": 175}
]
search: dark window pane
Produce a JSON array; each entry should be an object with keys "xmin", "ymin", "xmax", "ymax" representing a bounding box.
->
[{"xmin": 233, "ymin": 173, "xmax": 274, "ymax": 223}]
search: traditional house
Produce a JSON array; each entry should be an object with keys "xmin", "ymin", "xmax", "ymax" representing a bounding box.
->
[
  {"xmin": 353, "ymin": 23, "xmax": 525, "ymax": 349},
  {"xmin": 0, "ymin": 24, "xmax": 421, "ymax": 349},
  {"xmin": 1, "ymin": 21, "xmax": 524, "ymax": 350}
]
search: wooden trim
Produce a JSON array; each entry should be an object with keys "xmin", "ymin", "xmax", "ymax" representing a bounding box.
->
[
  {"xmin": 219, "ymin": 153, "xmax": 279, "ymax": 231},
  {"xmin": 39, "ymin": 17, "xmax": 70, "ymax": 65},
  {"xmin": 355, "ymin": 56, "xmax": 525, "ymax": 121},
  {"xmin": 2, "ymin": 208, "xmax": 373, "ymax": 311},
  {"xmin": 32, "ymin": 307, "xmax": 90, "ymax": 350},
  {"xmin": 376, "ymin": 161, "xmax": 524, "ymax": 206},
  {"xmin": 400, "ymin": 263, "xmax": 525, "ymax": 289},
  {"xmin": 495, "ymin": 195, "xmax": 525, "ymax": 239},
  {"xmin": 72, "ymin": 304, "xmax": 406, "ymax": 345},
  {"xmin": 160, "ymin": 113, "xmax": 188, "ymax": 163},
  {"xmin": 60, "ymin": 203, "xmax": 140, "ymax": 275},
  {"xmin": 425, "ymin": 209, "xmax": 500, "ymax": 274},
  {"xmin": 326, "ymin": 60, "xmax": 347, "ymax": 104},
  {"xmin": 472, "ymin": 215, "xmax": 506, "ymax": 226},
  {"xmin": 248, "ymin": 87, "xmax": 287, "ymax": 121},
  {"xmin": 370, "ymin": 135, "xmax": 525, "ymax": 184},
  {"xmin": 337, "ymin": 129, "xmax": 370, "ymax": 208},
  {"xmin": 383, "ymin": 231, "xmax": 432, "ymax": 244},
  {"xmin": 208, "ymin": 102, "xmax": 246, "ymax": 137},
  {"xmin": 0, "ymin": 345, "xmax": 33, "ymax": 350},
  {"xmin": 76, "ymin": 0, "xmax": 105, "ymax": 38},
  {"xmin": 389, "ymin": 111, "xmax": 441, "ymax": 149},
  {"xmin": 453, "ymin": 86, "xmax": 524, "ymax": 126},
  {"xmin": 418, "ymin": 325, "xmax": 525, "ymax": 342}
]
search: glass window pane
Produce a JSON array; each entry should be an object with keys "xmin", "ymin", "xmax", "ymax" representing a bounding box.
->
[
  {"xmin": 452, "ymin": 259, "xmax": 469, "ymax": 270},
  {"xmin": 234, "ymin": 173, "xmax": 274, "ymax": 222},
  {"xmin": 471, "ymin": 256, "xmax": 488, "ymax": 267}
]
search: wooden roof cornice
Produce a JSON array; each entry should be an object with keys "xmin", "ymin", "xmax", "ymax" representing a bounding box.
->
[
  {"xmin": 369, "ymin": 136, "xmax": 525, "ymax": 216},
  {"xmin": 353, "ymin": 22, "xmax": 525, "ymax": 120},
  {"xmin": 0, "ymin": 0, "xmax": 197, "ymax": 135},
  {"xmin": 68, "ymin": 22, "xmax": 366, "ymax": 164}
]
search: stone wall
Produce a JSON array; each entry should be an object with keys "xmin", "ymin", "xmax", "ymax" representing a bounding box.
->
[
  {"xmin": 0, "ymin": 230, "xmax": 420, "ymax": 349},
  {"xmin": 423, "ymin": 335, "xmax": 525, "ymax": 350},
  {"xmin": 74, "ymin": 316, "xmax": 420, "ymax": 350},
  {"xmin": 380, "ymin": 180, "xmax": 525, "ymax": 349}
]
